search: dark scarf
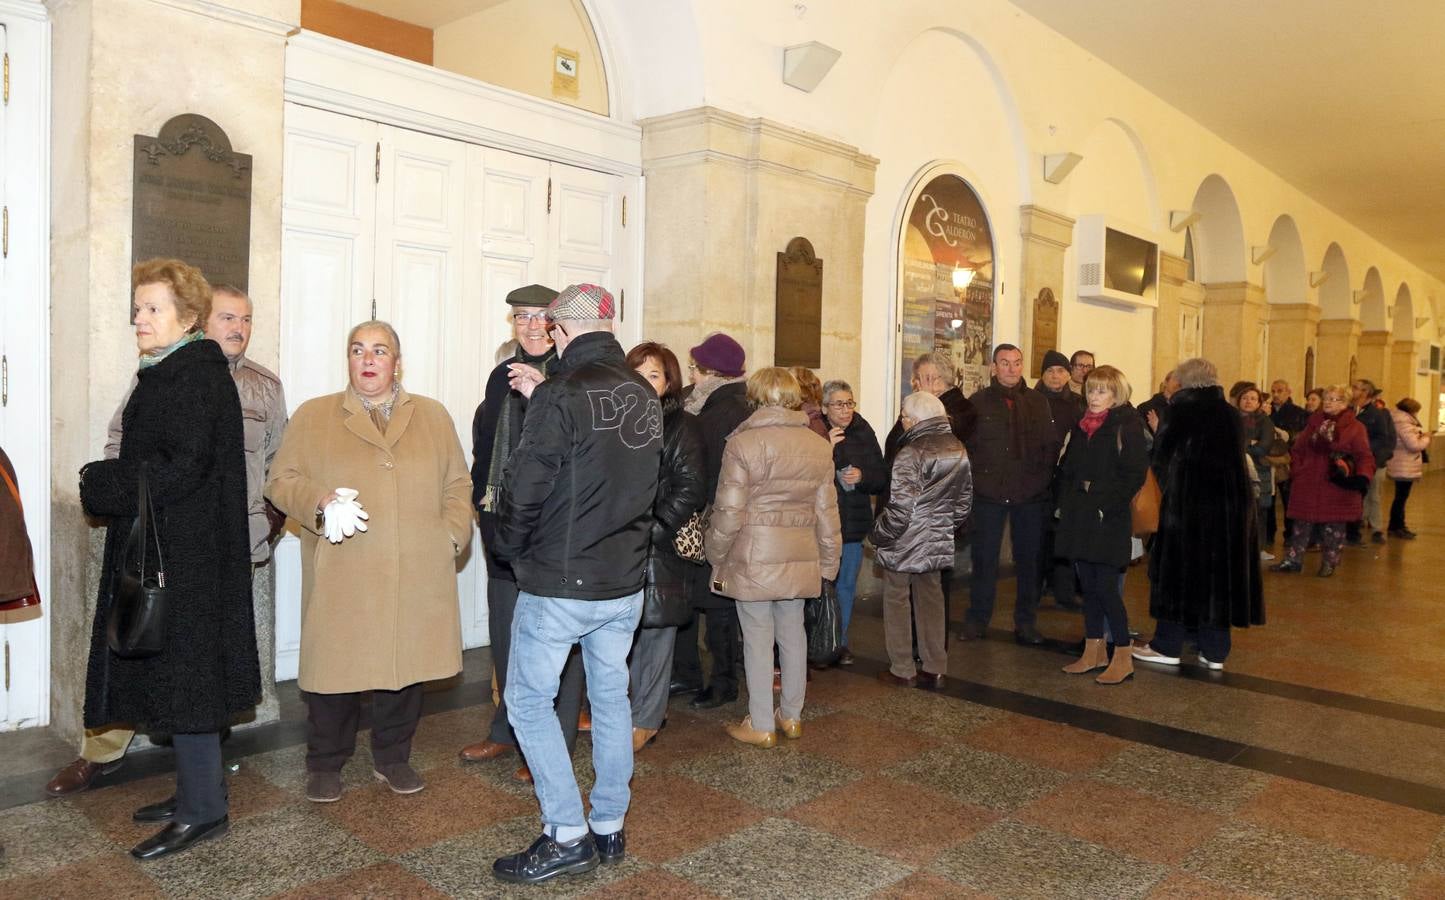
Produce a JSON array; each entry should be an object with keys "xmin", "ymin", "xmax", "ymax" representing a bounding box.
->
[
  {"xmin": 481, "ymin": 344, "xmax": 556, "ymax": 512},
  {"xmin": 996, "ymin": 377, "xmax": 1026, "ymax": 458}
]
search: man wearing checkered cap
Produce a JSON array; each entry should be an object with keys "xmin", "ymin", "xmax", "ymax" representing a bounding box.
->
[{"xmin": 492, "ymin": 284, "xmax": 664, "ymax": 884}]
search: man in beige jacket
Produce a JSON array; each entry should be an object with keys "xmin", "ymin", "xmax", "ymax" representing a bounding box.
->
[{"xmin": 47, "ymin": 284, "xmax": 288, "ymax": 797}]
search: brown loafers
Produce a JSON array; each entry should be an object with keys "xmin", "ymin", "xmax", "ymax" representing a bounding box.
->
[
  {"xmin": 458, "ymin": 739, "xmax": 513, "ymax": 762},
  {"xmin": 45, "ymin": 758, "xmax": 122, "ymax": 797}
]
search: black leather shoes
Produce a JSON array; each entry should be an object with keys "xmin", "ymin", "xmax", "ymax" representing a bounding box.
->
[
  {"xmin": 689, "ymin": 686, "xmax": 737, "ymax": 709},
  {"xmin": 133, "ymin": 795, "xmax": 177, "ymax": 823},
  {"xmin": 915, "ymin": 671, "xmax": 946, "ymax": 691},
  {"xmin": 592, "ymin": 828, "xmax": 625, "ymax": 864},
  {"xmin": 668, "ymin": 680, "xmax": 701, "ymax": 696},
  {"xmin": 1014, "ymin": 625, "xmax": 1045, "ymax": 645},
  {"xmin": 493, "ymin": 833, "xmax": 599, "ymax": 884},
  {"xmin": 130, "ymin": 816, "xmax": 229, "ymax": 860}
]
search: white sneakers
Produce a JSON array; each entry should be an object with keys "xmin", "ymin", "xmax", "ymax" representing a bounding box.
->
[
  {"xmin": 1197, "ymin": 655, "xmax": 1225, "ymax": 671},
  {"xmin": 1132, "ymin": 643, "xmax": 1225, "ymax": 670},
  {"xmin": 1260, "ymin": 550, "xmax": 1276, "ymax": 561}
]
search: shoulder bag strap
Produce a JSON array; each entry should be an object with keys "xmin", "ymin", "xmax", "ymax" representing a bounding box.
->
[{"xmin": 138, "ymin": 463, "xmax": 166, "ymax": 588}]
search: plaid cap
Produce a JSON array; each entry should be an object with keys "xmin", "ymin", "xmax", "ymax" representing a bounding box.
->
[{"xmin": 547, "ymin": 283, "xmax": 615, "ymax": 321}]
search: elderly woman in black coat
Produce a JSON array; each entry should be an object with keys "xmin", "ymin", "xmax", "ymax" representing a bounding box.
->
[
  {"xmin": 822, "ymin": 379, "xmax": 886, "ymax": 664},
  {"xmin": 1056, "ymin": 366, "xmax": 1149, "ymax": 685},
  {"xmin": 79, "ymin": 259, "xmax": 259, "ymax": 860},
  {"xmin": 626, "ymin": 343, "xmax": 705, "ymax": 751},
  {"xmin": 1134, "ymin": 358, "xmax": 1264, "ymax": 671}
]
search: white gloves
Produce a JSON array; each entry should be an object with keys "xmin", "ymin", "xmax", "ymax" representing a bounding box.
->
[{"xmin": 323, "ymin": 488, "xmax": 370, "ymax": 544}]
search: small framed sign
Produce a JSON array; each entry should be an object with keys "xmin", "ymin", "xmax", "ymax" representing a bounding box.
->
[{"xmin": 553, "ymin": 46, "xmax": 579, "ymax": 100}]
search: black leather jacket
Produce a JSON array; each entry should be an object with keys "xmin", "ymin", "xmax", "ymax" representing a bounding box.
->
[
  {"xmin": 645, "ymin": 401, "xmax": 706, "ymax": 611},
  {"xmin": 494, "ymin": 332, "xmax": 664, "ymax": 600},
  {"xmin": 870, "ymin": 416, "xmax": 974, "ymax": 573}
]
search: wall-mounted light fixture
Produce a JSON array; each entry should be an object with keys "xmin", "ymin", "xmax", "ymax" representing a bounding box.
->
[
  {"xmin": 1042, "ymin": 152, "xmax": 1083, "ymax": 184},
  {"xmin": 1169, "ymin": 210, "xmax": 1201, "ymax": 232},
  {"xmin": 952, "ymin": 266, "xmax": 975, "ymax": 291},
  {"xmin": 782, "ymin": 41, "xmax": 841, "ymax": 92},
  {"xmin": 1352, "ymin": 289, "xmax": 1369, "ymax": 304},
  {"xmin": 1251, "ymin": 245, "xmax": 1277, "ymax": 265},
  {"xmin": 1309, "ymin": 270, "xmax": 1330, "ymax": 288}
]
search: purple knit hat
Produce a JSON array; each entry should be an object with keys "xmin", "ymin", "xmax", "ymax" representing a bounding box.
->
[{"xmin": 690, "ymin": 333, "xmax": 745, "ymax": 377}]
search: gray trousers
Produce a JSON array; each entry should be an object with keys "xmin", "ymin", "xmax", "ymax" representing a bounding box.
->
[
  {"xmin": 629, "ymin": 625, "xmax": 676, "ymax": 730},
  {"xmin": 883, "ymin": 568, "xmax": 946, "ymax": 679},
  {"xmin": 488, "ymin": 576, "xmax": 584, "ymax": 752},
  {"xmin": 735, "ymin": 598, "xmax": 806, "ymax": 728},
  {"xmin": 173, "ymin": 732, "xmax": 226, "ymax": 825},
  {"xmin": 1363, "ymin": 467, "xmax": 1389, "ymax": 532}
]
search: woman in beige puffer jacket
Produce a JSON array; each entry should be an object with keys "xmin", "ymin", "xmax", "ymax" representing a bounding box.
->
[{"xmin": 706, "ymin": 367, "xmax": 841, "ymax": 749}]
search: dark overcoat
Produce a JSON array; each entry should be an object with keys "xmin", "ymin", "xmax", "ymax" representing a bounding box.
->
[
  {"xmin": 693, "ymin": 381, "xmax": 753, "ymax": 610},
  {"xmin": 831, "ymin": 413, "xmax": 886, "ymax": 543},
  {"xmin": 81, "ymin": 340, "xmax": 260, "ymax": 733},
  {"xmin": 1055, "ymin": 405, "xmax": 1149, "ymax": 568},
  {"xmin": 644, "ymin": 400, "xmax": 706, "ymax": 623},
  {"xmin": 1147, "ymin": 386, "xmax": 1265, "ymax": 631}
]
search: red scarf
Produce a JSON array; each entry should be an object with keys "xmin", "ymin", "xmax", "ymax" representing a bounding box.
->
[{"xmin": 1079, "ymin": 408, "xmax": 1108, "ymax": 439}]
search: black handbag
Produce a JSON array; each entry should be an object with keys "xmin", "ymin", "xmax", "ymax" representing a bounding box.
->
[
  {"xmin": 804, "ymin": 579, "xmax": 843, "ymax": 667},
  {"xmin": 1326, "ymin": 451, "xmax": 1370, "ymax": 496},
  {"xmin": 107, "ymin": 463, "xmax": 169, "ymax": 659}
]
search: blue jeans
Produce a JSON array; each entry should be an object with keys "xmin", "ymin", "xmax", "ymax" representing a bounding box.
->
[
  {"xmin": 507, "ymin": 590, "xmax": 643, "ymax": 841},
  {"xmin": 836, "ymin": 542, "xmax": 864, "ymax": 647}
]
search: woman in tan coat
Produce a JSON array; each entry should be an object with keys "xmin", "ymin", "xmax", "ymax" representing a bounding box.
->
[
  {"xmin": 705, "ymin": 368, "xmax": 840, "ymax": 748},
  {"xmin": 266, "ymin": 321, "xmax": 472, "ymax": 802}
]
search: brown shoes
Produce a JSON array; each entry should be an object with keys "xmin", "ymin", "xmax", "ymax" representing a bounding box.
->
[
  {"xmin": 915, "ymin": 671, "xmax": 946, "ymax": 691},
  {"xmin": 876, "ymin": 670, "xmax": 916, "ymax": 688},
  {"xmin": 725, "ymin": 715, "xmax": 777, "ymax": 749},
  {"xmin": 514, "ymin": 765, "xmax": 534, "ymax": 784},
  {"xmin": 45, "ymin": 758, "xmax": 122, "ymax": 797},
  {"xmin": 578, "ymin": 709, "xmax": 592, "ymax": 732},
  {"xmin": 1096, "ymin": 642, "xmax": 1135, "ymax": 685},
  {"xmin": 1063, "ymin": 638, "xmax": 1108, "ymax": 674},
  {"xmin": 305, "ymin": 772, "xmax": 343, "ymax": 803},
  {"xmin": 458, "ymin": 739, "xmax": 512, "ymax": 762},
  {"xmin": 632, "ymin": 727, "xmax": 659, "ymax": 752},
  {"xmin": 774, "ymin": 711, "xmax": 803, "ymax": 740}
]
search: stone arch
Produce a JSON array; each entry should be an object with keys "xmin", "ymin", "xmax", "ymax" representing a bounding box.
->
[
  {"xmin": 1318, "ymin": 243, "xmax": 1351, "ymax": 319},
  {"xmin": 1065, "ymin": 117, "xmax": 1161, "ymax": 230},
  {"xmin": 1189, "ymin": 174, "xmax": 1247, "ymax": 283},
  {"xmin": 1393, "ymin": 283, "xmax": 1415, "ymax": 340},
  {"xmin": 1262, "ymin": 215, "xmax": 1308, "ymax": 305},
  {"xmin": 586, "ymin": 0, "xmax": 702, "ymax": 121},
  {"xmin": 1360, "ymin": 267, "xmax": 1387, "ymax": 331}
]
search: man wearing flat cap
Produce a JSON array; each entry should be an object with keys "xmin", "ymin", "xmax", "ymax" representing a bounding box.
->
[
  {"xmin": 458, "ymin": 284, "xmax": 586, "ymax": 783},
  {"xmin": 491, "ymin": 284, "xmax": 663, "ymax": 883}
]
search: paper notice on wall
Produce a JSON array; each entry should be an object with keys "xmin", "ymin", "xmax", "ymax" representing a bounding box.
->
[{"xmin": 553, "ymin": 46, "xmax": 580, "ymax": 100}]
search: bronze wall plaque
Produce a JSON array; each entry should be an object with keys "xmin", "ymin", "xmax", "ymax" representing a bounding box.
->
[
  {"xmin": 1030, "ymin": 287, "xmax": 1059, "ymax": 377},
  {"xmin": 775, "ymin": 236, "xmax": 823, "ymax": 369},
  {"xmin": 132, "ymin": 114, "xmax": 252, "ymax": 304}
]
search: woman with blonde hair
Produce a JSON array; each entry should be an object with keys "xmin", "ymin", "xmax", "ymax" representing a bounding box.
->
[
  {"xmin": 789, "ymin": 366, "xmax": 831, "ymax": 439},
  {"xmin": 705, "ymin": 367, "xmax": 840, "ymax": 747}
]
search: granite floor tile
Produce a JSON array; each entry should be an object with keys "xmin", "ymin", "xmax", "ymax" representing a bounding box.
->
[
  {"xmin": 272, "ymin": 861, "xmax": 451, "ymax": 899},
  {"xmin": 0, "ymin": 849, "xmax": 163, "ymax": 899},
  {"xmin": 1013, "ymin": 778, "xmax": 1224, "ymax": 866},
  {"xmin": 137, "ymin": 803, "xmax": 384, "ymax": 900},
  {"xmin": 884, "ymin": 744, "xmax": 1070, "ymax": 813},
  {"xmin": 624, "ymin": 773, "xmax": 766, "ymax": 863},
  {"xmin": 931, "ymin": 820, "xmax": 1166, "ymax": 900},
  {"xmin": 670, "ymin": 744, "xmax": 862, "ymax": 812},
  {"xmin": 631, "ymin": 710, "xmax": 749, "ymax": 766},
  {"xmin": 399, "ymin": 813, "xmax": 642, "ymax": 899},
  {"xmin": 1426, "ymin": 826, "xmax": 1445, "ymax": 872},
  {"xmin": 0, "ymin": 798, "xmax": 115, "ymax": 877},
  {"xmin": 848, "ymin": 688, "xmax": 1009, "ymax": 741},
  {"xmin": 663, "ymin": 816, "xmax": 911, "ymax": 900},
  {"xmin": 787, "ymin": 775, "xmax": 999, "ymax": 866},
  {"xmin": 961, "ymin": 715, "xmax": 1130, "ymax": 773},
  {"xmin": 580, "ymin": 867, "xmax": 723, "ymax": 899},
  {"xmin": 407, "ymin": 705, "xmax": 503, "ymax": 771},
  {"xmin": 790, "ymin": 712, "xmax": 944, "ymax": 772},
  {"xmin": 1235, "ymin": 776, "xmax": 1444, "ymax": 863},
  {"xmin": 1144, "ymin": 871, "xmax": 1269, "ymax": 899},
  {"xmin": 1181, "ymin": 822, "xmax": 1413, "ymax": 899},
  {"xmin": 867, "ymin": 872, "xmax": 993, "ymax": 899},
  {"xmin": 803, "ymin": 669, "xmax": 901, "ymax": 709},
  {"xmin": 1405, "ymin": 871, "xmax": 1445, "ymax": 899},
  {"xmin": 1090, "ymin": 745, "xmax": 1269, "ymax": 814},
  {"xmin": 316, "ymin": 764, "xmax": 533, "ymax": 856},
  {"xmin": 244, "ymin": 742, "xmax": 382, "ymax": 797},
  {"xmin": 70, "ymin": 768, "xmax": 292, "ymax": 846}
]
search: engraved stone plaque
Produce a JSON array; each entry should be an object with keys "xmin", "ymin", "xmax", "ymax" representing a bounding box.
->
[
  {"xmin": 775, "ymin": 237, "xmax": 823, "ymax": 369},
  {"xmin": 132, "ymin": 114, "xmax": 252, "ymax": 303},
  {"xmin": 1030, "ymin": 287, "xmax": 1059, "ymax": 377}
]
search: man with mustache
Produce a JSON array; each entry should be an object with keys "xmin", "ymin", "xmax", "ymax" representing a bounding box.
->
[{"xmin": 45, "ymin": 283, "xmax": 288, "ymax": 798}]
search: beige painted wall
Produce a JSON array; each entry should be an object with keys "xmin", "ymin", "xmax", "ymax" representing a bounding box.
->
[
  {"xmin": 433, "ymin": 0, "xmax": 608, "ymax": 116},
  {"xmin": 49, "ymin": 0, "xmax": 296, "ymax": 739}
]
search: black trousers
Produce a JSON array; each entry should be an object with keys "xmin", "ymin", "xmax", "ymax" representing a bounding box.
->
[
  {"xmin": 486, "ymin": 576, "xmax": 584, "ymax": 752},
  {"xmin": 967, "ymin": 499, "xmax": 1045, "ymax": 630},
  {"xmin": 1389, "ymin": 479, "xmax": 1414, "ymax": 531},
  {"xmin": 304, "ymin": 683, "xmax": 425, "ymax": 773},
  {"xmin": 671, "ymin": 608, "xmax": 703, "ymax": 687},
  {"xmin": 701, "ymin": 604, "xmax": 741, "ymax": 695},
  {"xmin": 1150, "ymin": 619, "xmax": 1231, "ymax": 662},
  {"xmin": 1075, "ymin": 561, "xmax": 1128, "ymax": 645},
  {"xmin": 173, "ymin": 732, "xmax": 226, "ymax": 825}
]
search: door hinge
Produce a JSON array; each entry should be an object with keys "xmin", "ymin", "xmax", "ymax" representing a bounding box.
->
[
  {"xmin": 621, "ymin": 196, "xmax": 627, "ymax": 228},
  {"xmin": 2, "ymin": 206, "xmax": 7, "ymax": 258},
  {"xmin": 3, "ymin": 53, "xmax": 9, "ymax": 106},
  {"xmin": 546, "ymin": 177, "xmax": 552, "ymax": 214},
  {"xmin": 1, "ymin": 354, "xmax": 7, "ymax": 407},
  {"xmin": 620, "ymin": 288, "xmax": 625, "ymax": 320},
  {"xmin": 374, "ymin": 142, "xmax": 380, "ymax": 184},
  {"xmin": 370, "ymin": 298, "xmax": 377, "ymax": 320}
]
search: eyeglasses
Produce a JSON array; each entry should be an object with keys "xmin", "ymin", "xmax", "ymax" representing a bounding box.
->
[
  {"xmin": 687, "ymin": 363, "xmax": 697, "ymax": 372},
  {"xmin": 826, "ymin": 400, "xmax": 856, "ymax": 410},
  {"xmin": 1072, "ymin": 362, "xmax": 1095, "ymax": 371},
  {"xmin": 512, "ymin": 312, "xmax": 548, "ymax": 324}
]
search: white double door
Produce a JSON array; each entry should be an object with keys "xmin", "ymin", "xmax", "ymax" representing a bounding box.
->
[{"xmin": 275, "ymin": 103, "xmax": 635, "ymax": 681}]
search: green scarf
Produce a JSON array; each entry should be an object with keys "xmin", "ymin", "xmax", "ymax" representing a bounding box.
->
[
  {"xmin": 139, "ymin": 330, "xmax": 204, "ymax": 369},
  {"xmin": 481, "ymin": 346, "xmax": 556, "ymax": 512}
]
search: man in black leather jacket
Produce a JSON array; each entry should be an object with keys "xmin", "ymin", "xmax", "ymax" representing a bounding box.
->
[{"xmin": 492, "ymin": 284, "xmax": 663, "ymax": 884}]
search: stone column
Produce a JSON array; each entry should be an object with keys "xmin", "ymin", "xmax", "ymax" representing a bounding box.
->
[
  {"xmin": 1391, "ymin": 340, "xmax": 1420, "ymax": 405},
  {"xmin": 640, "ymin": 107, "xmax": 877, "ymax": 385},
  {"xmin": 49, "ymin": 0, "xmax": 296, "ymax": 741},
  {"xmin": 1017, "ymin": 206, "xmax": 1074, "ymax": 375},
  {"xmin": 1154, "ymin": 252, "xmax": 1200, "ymax": 383},
  {"xmin": 1266, "ymin": 303, "xmax": 1321, "ymax": 388},
  {"xmin": 1356, "ymin": 330, "xmax": 1390, "ymax": 388},
  {"xmin": 1314, "ymin": 319, "xmax": 1361, "ymax": 387},
  {"xmin": 1200, "ymin": 282, "xmax": 1266, "ymax": 386}
]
